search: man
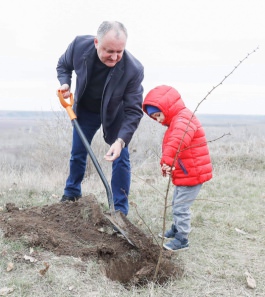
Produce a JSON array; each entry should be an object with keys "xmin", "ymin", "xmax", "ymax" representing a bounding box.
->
[{"xmin": 56, "ymin": 21, "xmax": 144, "ymax": 216}]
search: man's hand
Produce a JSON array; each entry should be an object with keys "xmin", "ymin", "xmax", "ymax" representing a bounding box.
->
[
  {"xmin": 104, "ymin": 140, "xmax": 123, "ymax": 162},
  {"xmin": 56, "ymin": 84, "xmax": 70, "ymax": 98},
  {"xmin": 161, "ymin": 163, "xmax": 175, "ymax": 177}
]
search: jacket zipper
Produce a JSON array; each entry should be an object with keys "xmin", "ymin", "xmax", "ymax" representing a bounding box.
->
[
  {"xmin": 178, "ymin": 158, "xmax": 188, "ymax": 175},
  {"xmin": 78, "ymin": 58, "xmax": 88, "ymax": 102},
  {"xmin": 101, "ymin": 67, "xmax": 115, "ymax": 139}
]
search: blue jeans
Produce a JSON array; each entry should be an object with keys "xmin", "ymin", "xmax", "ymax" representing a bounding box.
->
[{"xmin": 64, "ymin": 108, "xmax": 131, "ymax": 215}]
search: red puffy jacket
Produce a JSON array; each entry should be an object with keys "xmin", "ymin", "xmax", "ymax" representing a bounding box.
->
[{"xmin": 143, "ymin": 85, "xmax": 212, "ymax": 186}]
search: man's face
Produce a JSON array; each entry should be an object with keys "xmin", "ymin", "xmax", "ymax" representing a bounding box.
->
[{"xmin": 94, "ymin": 30, "xmax": 127, "ymax": 67}]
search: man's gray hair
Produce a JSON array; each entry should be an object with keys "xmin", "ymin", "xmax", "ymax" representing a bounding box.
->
[{"xmin": 97, "ymin": 21, "xmax": 128, "ymax": 42}]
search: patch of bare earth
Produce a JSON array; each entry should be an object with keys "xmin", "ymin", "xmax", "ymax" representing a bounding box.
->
[{"xmin": 0, "ymin": 195, "xmax": 183, "ymax": 286}]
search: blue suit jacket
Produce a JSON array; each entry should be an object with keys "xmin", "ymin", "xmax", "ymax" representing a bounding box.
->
[{"xmin": 56, "ymin": 35, "xmax": 144, "ymax": 145}]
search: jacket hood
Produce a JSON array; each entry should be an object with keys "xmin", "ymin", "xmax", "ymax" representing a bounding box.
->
[{"xmin": 142, "ymin": 85, "xmax": 186, "ymax": 126}]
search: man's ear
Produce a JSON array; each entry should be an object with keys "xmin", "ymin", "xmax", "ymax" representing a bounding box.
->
[{"xmin": 94, "ymin": 37, "xmax": 98, "ymax": 49}]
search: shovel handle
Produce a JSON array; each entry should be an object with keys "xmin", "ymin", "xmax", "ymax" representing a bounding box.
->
[{"xmin": 57, "ymin": 90, "xmax": 77, "ymax": 120}]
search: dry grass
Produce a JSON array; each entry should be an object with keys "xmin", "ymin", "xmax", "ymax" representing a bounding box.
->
[{"xmin": 0, "ymin": 112, "xmax": 265, "ymax": 296}]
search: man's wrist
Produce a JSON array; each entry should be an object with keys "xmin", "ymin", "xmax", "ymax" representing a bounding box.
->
[{"xmin": 116, "ymin": 138, "xmax": 125, "ymax": 148}]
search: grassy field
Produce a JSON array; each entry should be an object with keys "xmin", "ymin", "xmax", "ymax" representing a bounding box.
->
[{"xmin": 0, "ymin": 111, "xmax": 265, "ymax": 296}]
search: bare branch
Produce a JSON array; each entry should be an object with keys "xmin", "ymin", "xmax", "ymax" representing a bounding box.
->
[
  {"xmin": 193, "ymin": 47, "xmax": 259, "ymax": 114},
  {"xmin": 129, "ymin": 201, "xmax": 161, "ymax": 247},
  {"xmin": 166, "ymin": 198, "xmax": 230, "ymax": 209},
  {"xmin": 180, "ymin": 133, "xmax": 231, "ymax": 153},
  {"xmin": 130, "ymin": 171, "xmax": 166, "ymax": 197}
]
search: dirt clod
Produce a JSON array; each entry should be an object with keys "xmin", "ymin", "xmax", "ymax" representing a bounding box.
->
[{"xmin": 0, "ymin": 194, "xmax": 183, "ymax": 286}]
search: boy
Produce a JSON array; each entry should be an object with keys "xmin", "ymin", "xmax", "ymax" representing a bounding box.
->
[{"xmin": 142, "ymin": 85, "xmax": 212, "ymax": 251}]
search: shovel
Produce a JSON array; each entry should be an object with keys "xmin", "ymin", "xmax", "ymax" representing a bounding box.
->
[{"xmin": 57, "ymin": 90, "xmax": 135, "ymax": 246}]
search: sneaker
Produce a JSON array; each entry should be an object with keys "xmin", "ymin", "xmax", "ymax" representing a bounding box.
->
[
  {"xmin": 60, "ymin": 195, "xmax": 81, "ymax": 202},
  {"xmin": 158, "ymin": 224, "xmax": 178, "ymax": 239},
  {"xmin": 163, "ymin": 234, "xmax": 189, "ymax": 251}
]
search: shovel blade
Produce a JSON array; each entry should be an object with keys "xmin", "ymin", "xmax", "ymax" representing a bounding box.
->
[{"xmin": 104, "ymin": 211, "xmax": 136, "ymax": 247}]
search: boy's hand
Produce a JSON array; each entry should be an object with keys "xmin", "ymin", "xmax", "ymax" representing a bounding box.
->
[{"xmin": 161, "ymin": 164, "xmax": 175, "ymax": 177}]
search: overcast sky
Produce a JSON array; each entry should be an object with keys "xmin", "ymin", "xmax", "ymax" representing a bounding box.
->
[{"xmin": 1, "ymin": 0, "xmax": 264, "ymax": 114}]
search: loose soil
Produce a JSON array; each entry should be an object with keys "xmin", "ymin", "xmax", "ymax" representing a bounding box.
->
[{"xmin": 0, "ymin": 195, "xmax": 183, "ymax": 286}]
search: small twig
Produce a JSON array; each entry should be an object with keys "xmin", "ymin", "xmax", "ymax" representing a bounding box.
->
[
  {"xmin": 130, "ymin": 171, "xmax": 166, "ymax": 197},
  {"xmin": 180, "ymin": 133, "xmax": 231, "ymax": 153},
  {"xmin": 166, "ymin": 198, "xmax": 231, "ymax": 209},
  {"xmin": 153, "ymin": 175, "xmax": 171, "ymax": 281},
  {"xmin": 121, "ymin": 188, "xmax": 163, "ymax": 247},
  {"xmin": 193, "ymin": 47, "xmax": 259, "ymax": 115},
  {"xmin": 207, "ymin": 133, "xmax": 231, "ymax": 143},
  {"xmin": 129, "ymin": 201, "xmax": 161, "ymax": 247}
]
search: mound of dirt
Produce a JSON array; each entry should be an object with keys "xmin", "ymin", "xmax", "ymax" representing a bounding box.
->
[{"xmin": 0, "ymin": 195, "xmax": 183, "ymax": 286}]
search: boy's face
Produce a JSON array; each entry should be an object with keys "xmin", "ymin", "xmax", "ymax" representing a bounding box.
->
[{"xmin": 151, "ymin": 112, "xmax": 165, "ymax": 123}]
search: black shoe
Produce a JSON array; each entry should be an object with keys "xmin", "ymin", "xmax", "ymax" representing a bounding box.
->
[{"xmin": 60, "ymin": 195, "xmax": 81, "ymax": 202}]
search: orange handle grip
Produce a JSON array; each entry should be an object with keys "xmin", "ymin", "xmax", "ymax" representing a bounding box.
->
[{"xmin": 57, "ymin": 90, "xmax": 77, "ymax": 120}]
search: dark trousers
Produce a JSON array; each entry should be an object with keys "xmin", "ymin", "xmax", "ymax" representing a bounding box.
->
[{"xmin": 64, "ymin": 108, "xmax": 130, "ymax": 215}]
